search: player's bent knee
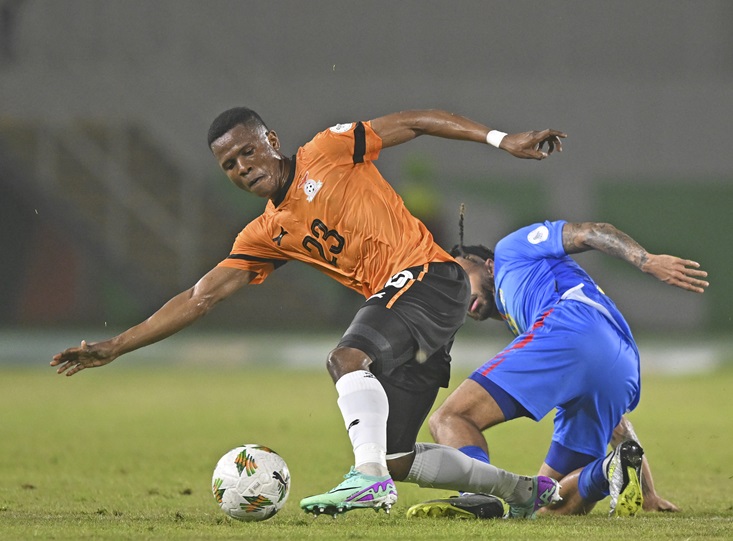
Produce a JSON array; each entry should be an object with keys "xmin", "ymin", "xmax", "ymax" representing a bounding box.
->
[
  {"xmin": 428, "ymin": 405, "xmax": 463, "ymax": 440},
  {"xmin": 326, "ymin": 346, "xmax": 372, "ymax": 381},
  {"xmin": 427, "ymin": 408, "xmax": 446, "ymax": 439}
]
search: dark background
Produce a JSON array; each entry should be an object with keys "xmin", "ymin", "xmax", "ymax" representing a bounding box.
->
[{"xmin": 1, "ymin": 1, "xmax": 731, "ymax": 339}]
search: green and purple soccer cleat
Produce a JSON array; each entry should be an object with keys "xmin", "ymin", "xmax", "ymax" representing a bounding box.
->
[
  {"xmin": 507, "ymin": 476, "xmax": 562, "ymax": 519},
  {"xmin": 300, "ymin": 467, "xmax": 397, "ymax": 517}
]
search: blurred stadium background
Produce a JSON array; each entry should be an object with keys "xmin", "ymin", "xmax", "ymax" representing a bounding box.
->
[{"xmin": 1, "ymin": 1, "xmax": 731, "ymax": 371}]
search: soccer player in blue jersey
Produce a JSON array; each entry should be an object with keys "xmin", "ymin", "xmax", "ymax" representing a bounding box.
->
[{"xmin": 407, "ymin": 218, "xmax": 707, "ymax": 518}]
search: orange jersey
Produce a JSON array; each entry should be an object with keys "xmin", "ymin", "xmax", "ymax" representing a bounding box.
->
[{"xmin": 217, "ymin": 121, "xmax": 453, "ymax": 298}]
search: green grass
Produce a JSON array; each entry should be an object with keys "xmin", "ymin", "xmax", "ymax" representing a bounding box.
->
[{"xmin": 1, "ymin": 362, "xmax": 732, "ymax": 540}]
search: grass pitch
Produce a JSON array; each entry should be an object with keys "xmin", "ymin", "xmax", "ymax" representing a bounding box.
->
[{"xmin": 1, "ymin": 359, "xmax": 732, "ymax": 540}]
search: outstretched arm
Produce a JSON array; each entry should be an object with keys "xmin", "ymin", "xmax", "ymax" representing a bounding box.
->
[
  {"xmin": 611, "ymin": 416, "xmax": 680, "ymax": 512},
  {"xmin": 369, "ymin": 109, "xmax": 566, "ymax": 160},
  {"xmin": 51, "ymin": 266, "xmax": 255, "ymax": 376},
  {"xmin": 562, "ymin": 222, "xmax": 709, "ymax": 293}
]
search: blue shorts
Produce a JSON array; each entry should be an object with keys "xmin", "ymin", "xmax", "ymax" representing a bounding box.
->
[{"xmin": 469, "ymin": 301, "xmax": 640, "ymax": 463}]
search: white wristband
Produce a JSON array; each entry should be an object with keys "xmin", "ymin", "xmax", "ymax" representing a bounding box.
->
[{"xmin": 486, "ymin": 130, "xmax": 507, "ymax": 148}]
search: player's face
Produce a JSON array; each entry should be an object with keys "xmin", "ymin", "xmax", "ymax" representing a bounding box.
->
[
  {"xmin": 456, "ymin": 255, "xmax": 500, "ymax": 321},
  {"xmin": 211, "ymin": 123, "xmax": 288, "ymax": 199}
]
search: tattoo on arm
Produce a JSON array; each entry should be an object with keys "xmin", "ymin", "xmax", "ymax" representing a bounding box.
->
[{"xmin": 563, "ymin": 222, "xmax": 649, "ymax": 269}]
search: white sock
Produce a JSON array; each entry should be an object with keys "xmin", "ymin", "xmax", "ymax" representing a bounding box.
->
[
  {"xmin": 335, "ymin": 370, "xmax": 389, "ymax": 474},
  {"xmin": 405, "ymin": 442, "xmax": 533, "ymax": 504}
]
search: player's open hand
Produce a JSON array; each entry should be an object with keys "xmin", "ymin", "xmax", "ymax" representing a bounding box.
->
[
  {"xmin": 51, "ymin": 340, "xmax": 118, "ymax": 376},
  {"xmin": 642, "ymin": 493, "xmax": 681, "ymax": 513},
  {"xmin": 501, "ymin": 129, "xmax": 567, "ymax": 160},
  {"xmin": 642, "ymin": 254, "xmax": 709, "ymax": 293}
]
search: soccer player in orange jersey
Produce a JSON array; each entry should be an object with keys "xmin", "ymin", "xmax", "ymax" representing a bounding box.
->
[{"xmin": 52, "ymin": 108, "xmax": 566, "ymax": 517}]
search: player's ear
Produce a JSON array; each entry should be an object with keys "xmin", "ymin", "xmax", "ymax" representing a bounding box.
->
[
  {"xmin": 266, "ymin": 130, "xmax": 280, "ymax": 150},
  {"xmin": 485, "ymin": 258, "xmax": 494, "ymax": 275}
]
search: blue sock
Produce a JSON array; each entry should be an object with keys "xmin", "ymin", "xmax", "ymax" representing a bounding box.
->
[
  {"xmin": 578, "ymin": 457, "xmax": 609, "ymax": 502},
  {"xmin": 458, "ymin": 445, "xmax": 490, "ymax": 464}
]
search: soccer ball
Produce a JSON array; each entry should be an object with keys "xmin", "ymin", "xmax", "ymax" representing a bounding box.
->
[{"xmin": 211, "ymin": 444, "xmax": 291, "ymax": 522}]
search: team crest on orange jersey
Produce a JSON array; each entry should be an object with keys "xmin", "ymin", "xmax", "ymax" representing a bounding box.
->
[
  {"xmin": 303, "ymin": 178, "xmax": 323, "ymax": 202},
  {"xmin": 297, "ymin": 171, "xmax": 323, "ymax": 203},
  {"xmin": 298, "ymin": 171, "xmax": 323, "ymax": 202}
]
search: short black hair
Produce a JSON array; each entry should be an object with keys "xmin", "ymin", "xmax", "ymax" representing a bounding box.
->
[
  {"xmin": 450, "ymin": 244, "xmax": 494, "ymax": 261},
  {"xmin": 207, "ymin": 107, "xmax": 268, "ymax": 147}
]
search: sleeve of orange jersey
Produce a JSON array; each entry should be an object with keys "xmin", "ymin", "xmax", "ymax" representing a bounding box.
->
[
  {"xmin": 361, "ymin": 121, "xmax": 383, "ymax": 162},
  {"xmin": 306, "ymin": 121, "xmax": 383, "ymax": 165},
  {"xmin": 216, "ymin": 214, "xmax": 288, "ymax": 285}
]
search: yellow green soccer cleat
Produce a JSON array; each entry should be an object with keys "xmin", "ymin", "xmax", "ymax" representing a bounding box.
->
[
  {"xmin": 607, "ymin": 440, "xmax": 644, "ymax": 517},
  {"xmin": 300, "ymin": 467, "xmax": 397, "ymax": 517},
  {"xmin": 406, "ymin": 493, "xmax": 507, "ymax": 519}
]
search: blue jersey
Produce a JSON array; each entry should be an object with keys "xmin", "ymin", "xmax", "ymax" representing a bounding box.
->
[
  {"xmin": 494, "ymin": 220, "xmax": 634, "ymax": 343},
  {"xmin": 469, "ymin": 220, "xmax": 641, "ymax": 462}
]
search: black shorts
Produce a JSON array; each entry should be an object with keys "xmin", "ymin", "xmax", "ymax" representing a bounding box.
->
[{"xmin": 338, "ymin": 261, "xmax": 470, "ymax": 453}]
